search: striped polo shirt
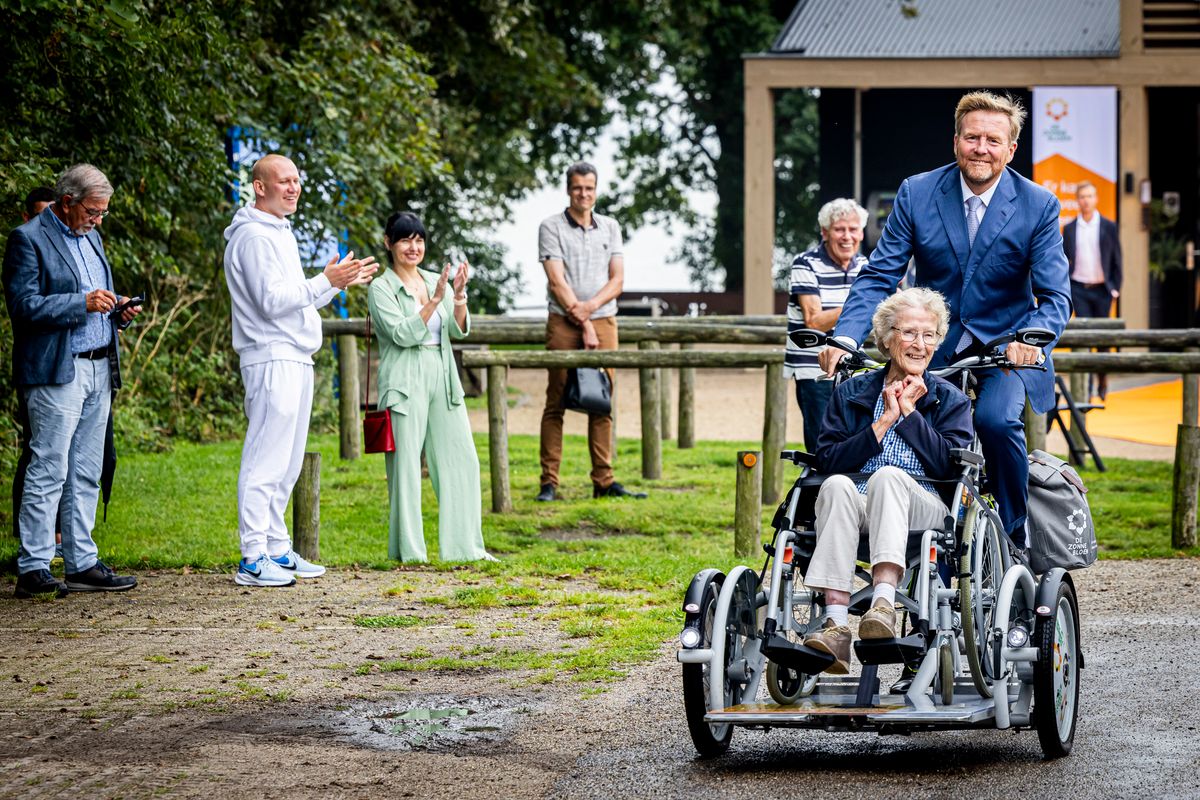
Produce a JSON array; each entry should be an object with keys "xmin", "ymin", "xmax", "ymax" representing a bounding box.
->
[{"xmin": 784, "ymin": 243, "xmax": 867, "ymax": 380}]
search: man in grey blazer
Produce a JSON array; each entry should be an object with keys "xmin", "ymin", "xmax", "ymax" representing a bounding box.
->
[{"xmin": 2, "ymin": 164, "xmax": 141, "ymax": 598}]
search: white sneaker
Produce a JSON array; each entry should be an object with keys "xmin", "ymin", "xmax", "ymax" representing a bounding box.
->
[
  {"xmin": 234, "ymin": 554, "xmax": 297, "ymax": 587},
  {"xmin": 271, "ymin": 549, "xmax": 326, "ymax": 578}
]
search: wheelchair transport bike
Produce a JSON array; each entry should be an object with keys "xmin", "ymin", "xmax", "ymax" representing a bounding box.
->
[{"xmin": 678, "ymin": 328, "xmax": 1085, "ymax": 760}]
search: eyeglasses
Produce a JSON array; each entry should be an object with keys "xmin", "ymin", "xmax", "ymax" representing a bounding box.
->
[
  {"xmin": 80, "ymin": 204, "xmax": 110, "ymax": 220},
  {"xmin": 892, "ymin": 327, "xmax": 938, "ymax": 345}
]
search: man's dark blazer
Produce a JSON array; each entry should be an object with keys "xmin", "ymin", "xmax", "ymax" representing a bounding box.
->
[
  {"xmin": 834, "ymin": 164, "xmax": 1072, "ymax": 414},
  {"xmin": 2, "ymin": 208, "xmax": 122, "ymax": 389},
  {"xmin": 1062, "ymin": 214, "xmax": 1122, "ymax": 297}
]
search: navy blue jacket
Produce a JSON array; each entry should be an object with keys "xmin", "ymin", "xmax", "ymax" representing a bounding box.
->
[
  {"xmin": 815, "ymin": 368, "xmax": 975, "ymax": 481},
  {"xmin": 2, "ymin": 209, "xmax": 122, "ymax": 389}
]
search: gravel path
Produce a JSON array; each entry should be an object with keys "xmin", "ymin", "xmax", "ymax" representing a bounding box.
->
[{"xmin": 1, "ymin": 559, "xmax": 1197, "ymax": 799}]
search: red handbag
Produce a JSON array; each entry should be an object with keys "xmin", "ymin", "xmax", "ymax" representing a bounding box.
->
[{"xmin": 363, "ymin": 314, "xmax": 395, "ymax": 453}]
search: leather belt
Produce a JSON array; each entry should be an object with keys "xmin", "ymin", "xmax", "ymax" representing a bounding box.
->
[{"xmin": 74, "ymin": 347, "xmax": 110, "ymax": 360}]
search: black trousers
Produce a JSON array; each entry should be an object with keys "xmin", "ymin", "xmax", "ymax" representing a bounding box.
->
[{"xmin": 1070, "ymin": 280, "xmax": 1112, "ymax": 319}]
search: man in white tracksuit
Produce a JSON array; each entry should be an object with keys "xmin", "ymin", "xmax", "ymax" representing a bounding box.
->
[{"xmin": 223, "ymin": 154, "xmax": 375, "ymax": 587}]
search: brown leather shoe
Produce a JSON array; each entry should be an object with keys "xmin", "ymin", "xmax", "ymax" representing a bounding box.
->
[
  {"xmin": 858, "ymin": 599, "xmax": 897, "ymax": 640},
  {"xmin": 803, "ymin": 618, "xmax": 851, "ymax": 674}
]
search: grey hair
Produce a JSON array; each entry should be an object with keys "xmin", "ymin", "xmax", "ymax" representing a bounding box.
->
[
  {"xmin": 872, "ymin": 287, "xmax": 951, "ymax": 351},
  {"xmin": 565, "ymin": 160, "xmax": 597, "ymax": 186},
  {"xmin": 54, "ymin": 164, "xmax": 113, "ymax": 205},
  {"xmin": 817, "ymin": 198, "xmax": 868, "ymax": 231}
]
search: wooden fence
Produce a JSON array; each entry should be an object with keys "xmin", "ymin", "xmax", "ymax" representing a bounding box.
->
[{"xmin": 321, "ymin": 317, "xmax": 1200, "ymax": 548}]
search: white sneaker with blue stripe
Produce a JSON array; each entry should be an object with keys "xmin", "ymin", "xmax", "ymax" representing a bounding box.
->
[
  {"xmin": 271, "ymin": 549, "xmax": 326, "ymax": 579},
  {"xmin": 234, "ymin": 554, "xmax": 297, "ymax": 587}
]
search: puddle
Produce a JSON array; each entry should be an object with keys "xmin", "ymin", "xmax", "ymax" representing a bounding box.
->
[{"xmin": 337, "ymin": 695, "xmax": 525, "ymax": 751}]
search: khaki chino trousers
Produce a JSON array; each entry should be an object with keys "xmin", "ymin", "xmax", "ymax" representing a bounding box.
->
[
  {"xmin": 805, "ymin": 466, "xmax": 948, "ymax": 594},
  {"xmin": 539, "ymin": 313, "xmax": 618, "ymax": 488}
]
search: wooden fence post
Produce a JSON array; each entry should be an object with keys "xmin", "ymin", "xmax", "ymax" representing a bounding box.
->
[
  {"xmin": 659, "ymin": 348, "xmax": 673, "ymax": 441},
  {"xmin": 1066, "ymin": 371, "xmax": 1088, "ymax": 465},
  {"xmin": 487, "ymin": 365, "xmax": 512, "ymax": 513},
  {"xmin": 1173, "ymin": 348, "xmax": 1199, "ymax": 549},
  {"xmin": 735, "ymin": 451, "xmax": 762, "ymax": 558},
  {"xmin": 678, "ymin": 343, "xmax": 695, "ymax": 449},
  {"xmin": 638, "ymin": 340, "xmax": 662, "ymax": 479},
  {"xmin": 1023, "ymin": 398, "xmax": 1046, "ymax": 453},
  {"xmin": 292, "ymin": 452, "xmax": 320, "ymax": 561},
  {"xmin": 337, "ymin": 334, "xmax": 361, "ymax": 460},
  {"xmin": 762, "ymin": 362, "xmax": 787, "ymax": 505}
]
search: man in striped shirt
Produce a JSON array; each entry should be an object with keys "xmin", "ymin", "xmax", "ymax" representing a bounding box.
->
[{"xmin": 785, "ymin": 198, "xmax": 869, "ymax": 451}]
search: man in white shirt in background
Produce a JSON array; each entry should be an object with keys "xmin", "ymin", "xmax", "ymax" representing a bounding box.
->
[
  {"xmin": 223, "ymin": 154, "xmax": 376, "ymax": 587},
  {"xmin": 1061, "ymin": 180, "xmax": 1122, "ymax": 400}
]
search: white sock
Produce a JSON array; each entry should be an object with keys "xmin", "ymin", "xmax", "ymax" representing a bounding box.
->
[
  {"xmin": 826, "ymin": 604, "xmax": 849, "ymax": 627},
  {"xmin": 872, "ymin": 584, "xmax": 896, "ymax": 607}
]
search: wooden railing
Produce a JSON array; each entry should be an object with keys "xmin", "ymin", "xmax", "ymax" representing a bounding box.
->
[{"xmin": 321, "ymin": 316, "xmax": 1200, "ymax": 547}]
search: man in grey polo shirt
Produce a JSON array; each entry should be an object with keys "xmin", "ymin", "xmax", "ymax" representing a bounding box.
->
[{"xmin": 536, "ymin": 161, "xmax": 646, "ymax": 502}]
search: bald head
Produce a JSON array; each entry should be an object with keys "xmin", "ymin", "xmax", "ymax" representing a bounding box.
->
[{"xmin": 251, "ymin": 154, "xmax": 301, "ymax": 219}]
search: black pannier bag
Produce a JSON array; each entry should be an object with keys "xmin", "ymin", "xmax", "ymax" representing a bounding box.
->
[{"xmin": 1025, "ymin": 449, "xmax": 1098, "ymax": 572}]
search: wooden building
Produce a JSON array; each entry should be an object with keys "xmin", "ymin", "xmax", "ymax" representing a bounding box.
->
[{"xmin": 743, "ymin": 0, "xmax": 1200, "ymax": 327}]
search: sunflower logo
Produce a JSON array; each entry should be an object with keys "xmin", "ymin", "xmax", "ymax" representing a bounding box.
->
[
  {"xmin": 1066, "ymin": 508, "xmax": 1087, "ymax": 534},
  {"xmin": 1046, "ymin": 98, "xmax": 1069, "ymax": 122}
]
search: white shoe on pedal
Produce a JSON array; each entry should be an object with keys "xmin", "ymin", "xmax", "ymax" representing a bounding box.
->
[
  {"xmin": 271, "ymin": 549, "xmax": 326, "ymax": 578},
  {"xmin": 235, "ymin": 554, "xmax": 297, "ymax": 587}
]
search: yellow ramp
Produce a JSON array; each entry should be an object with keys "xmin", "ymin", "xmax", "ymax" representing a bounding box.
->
[{"xmin": 1082, "ymin": 379, "xmax": 1198, "ymax": 447}]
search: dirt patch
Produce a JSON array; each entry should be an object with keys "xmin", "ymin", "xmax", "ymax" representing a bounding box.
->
[{"xmin": 0, "ymin": 560, "xmax": 1195, "ymax": 798}]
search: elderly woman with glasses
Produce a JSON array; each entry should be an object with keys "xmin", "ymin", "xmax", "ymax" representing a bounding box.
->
[{"xmin": 801, "ymin": 287, "xmax": 974, "ymax": 673}]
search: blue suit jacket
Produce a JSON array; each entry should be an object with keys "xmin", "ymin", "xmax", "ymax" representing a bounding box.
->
[
  {"xmin": 2, "ymin": 209, "xmax": 122, "ymax": 389},
  {"xmin": 834, "ymin": 164, "xmax": 1072, "ymax": 414}
]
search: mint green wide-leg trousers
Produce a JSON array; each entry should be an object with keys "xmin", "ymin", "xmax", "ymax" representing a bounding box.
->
[{"xmin": 384, "ymin": 348, "xmax": 486, "ymax": 562}]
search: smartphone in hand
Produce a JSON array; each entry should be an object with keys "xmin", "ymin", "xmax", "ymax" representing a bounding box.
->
[{"xmin": 110, "ymin": 294, "xmax": 145, "ymax": 318}]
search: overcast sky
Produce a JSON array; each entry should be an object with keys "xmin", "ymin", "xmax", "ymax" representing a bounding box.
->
[{"xmin": 492, "ymin": 127, "xmax": 715, "ymax": 313}]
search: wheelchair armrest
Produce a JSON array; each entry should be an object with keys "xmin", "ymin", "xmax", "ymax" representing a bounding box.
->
[
  {"xmin": 951, "ymin": 448, "xmax": 984, "ymax": 466},
  {"xmin": 780, "ymin": 450, "xmax": 818, "ymax": 467}
]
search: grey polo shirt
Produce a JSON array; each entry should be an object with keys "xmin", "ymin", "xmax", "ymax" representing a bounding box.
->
[{"xmin": 538, "ymin": 209, "xmax": 623, "ymax": 319}]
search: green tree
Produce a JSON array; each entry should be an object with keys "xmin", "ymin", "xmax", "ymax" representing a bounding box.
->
[{"xmin": 604, "ymin": 0, "xmax": 816, "ymax": 292}]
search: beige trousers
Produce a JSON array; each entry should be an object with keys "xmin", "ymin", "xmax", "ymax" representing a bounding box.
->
[{"xmin": 804, "ymin": 466, "xmax": 948, "ymax": 593}]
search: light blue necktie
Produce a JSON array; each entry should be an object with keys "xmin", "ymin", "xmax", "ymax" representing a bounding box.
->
[
  {"xmin": 957, "ymin": 195, "xmax": 984, "ymax": 352},
  {"xmin": 965, "ymin": 195, "xmax": 982, "ymax": 248}
]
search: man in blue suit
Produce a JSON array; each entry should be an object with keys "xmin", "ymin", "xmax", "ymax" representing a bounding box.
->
[
  {"xmin": 819, "ymin": 91, "xmax": 1072, "ymax": 548},
  {"xmin": 3, "ymin": 164, "xmax": 141, "ymax": 597}
]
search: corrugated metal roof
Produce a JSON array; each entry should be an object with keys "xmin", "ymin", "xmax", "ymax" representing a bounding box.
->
[{"xmin": 770, "ymin": 0, "xmax": 1120, "ymax": 58}]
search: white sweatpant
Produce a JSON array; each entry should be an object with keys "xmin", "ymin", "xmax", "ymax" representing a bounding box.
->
[
  {"xmin": 804, "ymin": 466, "xmax": 948, "ymax": 594},
  {"xmin": 237, "ymin": 360, "xmax": 313, "ymax": 559}
]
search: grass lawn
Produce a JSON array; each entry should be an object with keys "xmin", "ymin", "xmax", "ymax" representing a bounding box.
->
[{"xmin": 1, "ymin": 434, "xmax": 1192, "ymax": 682}]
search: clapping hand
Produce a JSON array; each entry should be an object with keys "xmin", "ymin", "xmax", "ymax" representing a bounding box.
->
[
  {"xmin": 452, "ymin": 261, "xmax": 469, "ymax": 301},
  {"xmin": 881, "ymin": 381, "xmax": 903, "ymax": 422},
  {"xmin": 431, "ymin": 262, "xmax": 452, "ymax": 303},
  {"xmin": 898, "ymin": 375, "xmax": 926, "ymax": 415},
  {"xmin": 324, "ymin": 250, "xmax": 377, "ymax": 289}
]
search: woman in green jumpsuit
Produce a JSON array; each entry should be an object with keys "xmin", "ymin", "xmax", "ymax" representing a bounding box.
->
[{"xmin": 368, "ymin": 212, "xmax": 493, "ymax": 562}]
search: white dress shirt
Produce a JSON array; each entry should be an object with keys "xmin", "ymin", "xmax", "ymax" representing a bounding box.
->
[
  {"xmin": 959, "ymin": 172, "xmax": 1002, "ymax": 220},
  {"xmin": 1072, "ymin": 213, "xmax": 1104, "ymax": 284}
]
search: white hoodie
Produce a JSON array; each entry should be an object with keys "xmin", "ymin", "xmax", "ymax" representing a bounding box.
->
[{"xmin": 222, "ymin": 205, "xmax": 339, "ymax": 368}]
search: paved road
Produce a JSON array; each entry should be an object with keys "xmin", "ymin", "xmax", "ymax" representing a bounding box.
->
[{"xmin": 549, "ymin": 559, "xmax": 1200, "ymax": 799}]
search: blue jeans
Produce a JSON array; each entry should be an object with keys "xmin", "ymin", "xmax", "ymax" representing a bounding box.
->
[
  {"xmin": 795, "ymin": 378, "xmax": 834, "ymax": 453},
  {"xmin": 18, "ymin": 357, "xmax": 110, "ymax": 575},
  {"xmin": 973, "ymin": 366, "xmax": 1029, "ymax": 547}
]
